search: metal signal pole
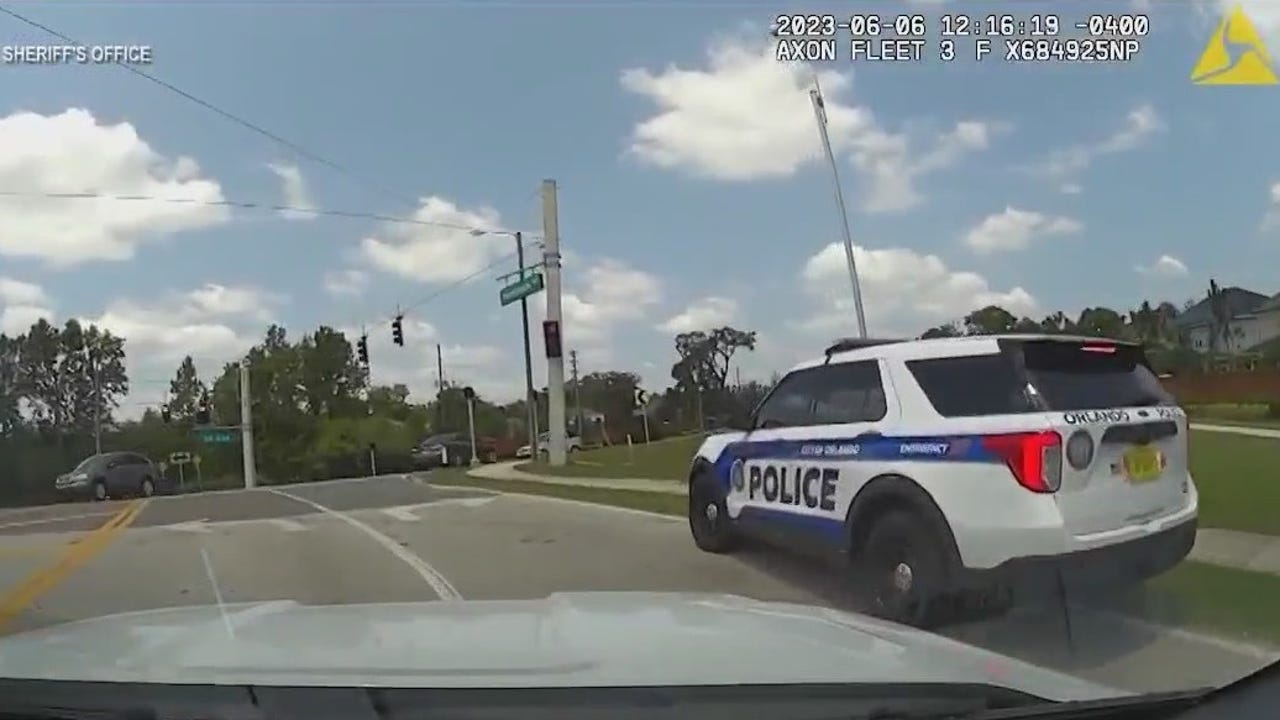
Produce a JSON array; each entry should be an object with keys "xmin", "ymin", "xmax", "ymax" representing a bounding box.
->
[{"xmin": 541, "ymin": 179, "xmax": 568, "ymax": 466}]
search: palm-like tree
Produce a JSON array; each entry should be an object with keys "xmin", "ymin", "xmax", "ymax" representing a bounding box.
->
[{"xmin": 1207, "ymin": 279, "xmax": 1234, "ymax": 355}]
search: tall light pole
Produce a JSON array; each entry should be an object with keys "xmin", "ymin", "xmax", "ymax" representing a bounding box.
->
[
  {"xmin": 472, "ymin": 228, "xmax": 539, "ymax": 457},
  {"xmin": 809, "ymin": 79, "xmax": 868, "ymax": 339}
]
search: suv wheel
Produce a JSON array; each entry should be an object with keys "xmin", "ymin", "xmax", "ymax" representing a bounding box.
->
[
  {"xmin": 854, "ymin": 510, "xmax": 950, "ymax": 628},
  {"xmin": 689, "ymin": 473, "xmax": 740, "ymax": 553}
]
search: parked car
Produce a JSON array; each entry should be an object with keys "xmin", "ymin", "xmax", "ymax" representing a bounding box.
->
[
  {"xmin": 55, "ymin": 452, "xmax": 163, "ymax": 502},
  {"xmin": 410, "ymin": 433, "xmax": 476, "ymax": 469},
  {"xmin": 516, "ymin": 432, "xmax": 582, "ymax": 460}
]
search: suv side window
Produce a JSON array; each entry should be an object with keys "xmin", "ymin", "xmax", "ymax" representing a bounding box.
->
[
  {"xmin": 754, "ymin": 371, "xmax": 817, "ymax": 428},
  {"xmin": 811, "ymin": 360, "xmax": 887, "ymax": 424}
]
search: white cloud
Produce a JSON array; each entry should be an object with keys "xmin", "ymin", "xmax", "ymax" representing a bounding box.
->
[
  {"xmin": 660, "ymin": 296, "xmax": 739, "ymax": 333},
  {"xmin": 0, "ymin": 108, "xmax": 228, "ymax": 266},
  {"xmin": 323, "ymin": 269, "xmax": 368, "ymax": 296},
  {"xmin": 1135, "ymin": 254, "xmax": 1190, "ymax": 277},
  {"xmin": 529, "ymin": 258, "xmax": 662, "ymax": 365},
  {"xmin": 359, "ymin": 196, "xmax": 510, "ymax": 283},
  {"xmin": 1034, "ymin": 105, "xmax": 1161, "ymax": 192},
  {"xmin": 1262, "ymin": 181, "xmax": 1280, "ymax": 230},
  {"xmin": 801, "ymin": 243, "xmax": 1038, "ymax": 336},
  {"xmin": 85, "ymin": 283, "xmax": 283, "ymax": 366},
  {"xmin": 267, "ymin": 163, "xmax": 318, "ymax": 220},
  {"xmin": 1208, "ymin": 0, "xmax": 1280, "ymax": 49},
  {"xmin": 963, "ymin": 207, "xmax": 1083, "ymax": 254},
  {"xmin": 185, "ymin": 283, "xmax": 280, "ymax": 321},
  {"xmin": 0, "ymin": 277, "xmax": 54, "ymax": 335},
  {"xmin": 620, "ymin": 37, "xmax": 995, "ymax": 212}
]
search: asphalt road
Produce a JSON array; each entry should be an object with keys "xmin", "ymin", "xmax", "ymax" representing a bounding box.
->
[{"xmin": 0, "ymin": 474, "xmax": 1273, "ymax": 696}]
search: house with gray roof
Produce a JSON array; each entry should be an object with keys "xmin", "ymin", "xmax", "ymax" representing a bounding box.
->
[{"xmin": 1173, "ymin": 287, "xmax": 1280, "ymax": 353}]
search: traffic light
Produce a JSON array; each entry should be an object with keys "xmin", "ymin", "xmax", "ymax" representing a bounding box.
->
[
  {"xmin": 542, "ymin": 320, "xmax": 562, "ymax": 359},
  {"xmin": 391, "ymin": 315, "xmax": 404, "ymax": 346},
  {"xmin": 358, "ymin": 334, "xmax": 370, "ymax": 365},
  {"xmin": 462, "ymin": 386, "xmax": 475, "ymax": 401},
  {"xmin": 161, "ymin": 404, "xmax": 172, "ymax": 424},
  {"xmin": 195, "ymin": 393, "xmax": 210, "ymax": 425}
]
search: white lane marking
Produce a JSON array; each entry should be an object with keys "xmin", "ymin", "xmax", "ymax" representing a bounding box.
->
[
  {"xmin": 166, "ymin": 519, "xmax": 213, "ymax": 533},
  {"xmin": 267, "ymin": 488, "xmax": 461, "ymax": 601},
  {"xmin": 426, "ymin": 483, "xmax": 681, "ymax": 522},
  {"xmin": 199, "ymin": 546, "xmax": 236, "ymax": 638},
  {"xmin": 382, "ymin": 506, "xmax": 419, "ymax": 522},
  {"xmin": 268, "ymin": 518, "xmax": 308, "ymax": 532},
  {"xmin": 0, "ymin": 510, "xmax": 118, "ymax": 529}
]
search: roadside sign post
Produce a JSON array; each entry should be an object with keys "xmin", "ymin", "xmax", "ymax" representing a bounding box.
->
[
  {"xmin": 633, "ymin": 388, "xmax": 651, "ymax": 444},
  {"xmin": 169, "ymin": 451, "xmax": 193, "ymax": 492},
  {"xmin": 193, "ymin": 454, "xmax": 203, "ymax": 492},
  {"xmin": 368, "ymin": 442, "xmax": 378, "ymax": 477}
]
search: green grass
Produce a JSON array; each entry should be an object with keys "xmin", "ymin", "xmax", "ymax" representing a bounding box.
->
[
  {"xmin": 1189, "ymin": 430, "xmax": 1280, "ymax": 535},
  {"xmin": 1186, "ymin": 403, "xmax": 1280, "ymax": 430},
  {"xmin": 432, "ymin": 470, "xmax": 686, "ymax": 516},
  {"xmin": 515, "ymin": 434, "xmax": 702, "ymax": 481},
  {"xmin": 1112, "ymin": 561, "xmax": 1280, "ymax": 647}
]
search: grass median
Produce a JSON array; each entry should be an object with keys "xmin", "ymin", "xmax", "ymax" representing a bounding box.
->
[
  {"xmin": 1187, "ymin": 403, "xmax": 1280, "ymax": 430},
  {"xmin": 1189, "ymin": 430, "xmax": 1280, "ymax": 535},
  {"xmin": 1112, "ymin": 560, "xmax": 1280, "ymax": 647},
  {"xmin": 515, "ymin": 434, "xmax": 700, "ymax": 481}
]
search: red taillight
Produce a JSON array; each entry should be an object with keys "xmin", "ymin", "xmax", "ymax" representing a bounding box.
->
[
  {"xmin": 1080, "ymin": 343, "xmax": 1116, "ymax": 354},
  {"xmin": 980, "ymin": 431, "xmax": 1063, "ymax": 493}
]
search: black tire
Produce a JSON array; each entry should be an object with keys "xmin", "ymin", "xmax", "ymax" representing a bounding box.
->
[
  {"xmin": 92, "ymin": 480, "xmax": 108, "ymax": 502},
  {"xmin": 852, "ymin": 510, "xmax": 951, "ymax": 628},
  {"xmin": 141, "ymin": 477, "xmax": 155, "ymax": 497},
  {"xmin": 688, "ymin": 473, "xmax": 740, "ymax": 553}
]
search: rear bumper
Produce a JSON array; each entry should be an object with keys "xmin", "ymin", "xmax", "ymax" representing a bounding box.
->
[{"xmin": 961, "ymin": 516, "xmax": 1197, "ymax": 604}]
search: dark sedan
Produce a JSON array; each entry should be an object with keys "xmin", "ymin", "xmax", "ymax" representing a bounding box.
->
[
  {"xmin": 55, "ymin": 452, "xmax": 163, "ymax": 502},
  {"xmin": 410, "ymin": 434, "xmax": 474, "ymax": 469}
]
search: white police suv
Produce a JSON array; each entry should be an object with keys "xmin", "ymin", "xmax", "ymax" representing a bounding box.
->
[{"xmin": 687, "ymin": 334, "xmax": 1198, "ymax": 628}]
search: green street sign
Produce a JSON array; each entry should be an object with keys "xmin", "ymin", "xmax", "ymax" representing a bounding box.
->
[
  {"xmin": 499, "ymin": 272, "xmax": 545, "ymax": 306},
  {"xmin": 195, "ymin": 428, "xmax": 236, "ymax": 444}
]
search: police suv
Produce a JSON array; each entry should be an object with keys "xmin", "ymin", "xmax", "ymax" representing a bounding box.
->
[{"xmin": 687, "ymin": 335, "xmax": 1198, "ymax": 628}]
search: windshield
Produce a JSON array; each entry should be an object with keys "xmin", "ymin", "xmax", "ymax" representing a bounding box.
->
[{"xmin": 0, "ymin": 0, "xmax": 1277, "ymax": 712}]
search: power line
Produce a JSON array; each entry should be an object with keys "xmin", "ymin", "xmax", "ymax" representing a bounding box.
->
[
  {"xmin": 0, "ymin": 189, "xmax": 520, "ymax": 234},
  {"xmin": 0, "ymin": 3, "xmax": 419, "ymax": 208}
]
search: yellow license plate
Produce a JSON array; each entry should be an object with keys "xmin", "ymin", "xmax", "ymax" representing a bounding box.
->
[{"xmin": 1123, "ymin": 446, "xmax": 1162, "ymax": 483}]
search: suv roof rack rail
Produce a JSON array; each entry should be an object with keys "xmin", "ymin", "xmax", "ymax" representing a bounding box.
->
[{"xmin": 824, "ymin": 337, "xmax": 907, "ymax": 358}]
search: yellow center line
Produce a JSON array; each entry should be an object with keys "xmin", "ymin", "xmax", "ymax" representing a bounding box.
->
[{"xmin": 0, "ymin": 499, "xmax": 148, "ymax": 631}]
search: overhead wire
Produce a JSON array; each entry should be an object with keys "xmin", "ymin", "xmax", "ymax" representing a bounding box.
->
[{"xmin": 0, "ymin": 3, "xmax": 420, "ymax": 208}]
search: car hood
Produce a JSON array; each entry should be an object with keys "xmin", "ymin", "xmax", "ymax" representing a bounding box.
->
[{"xmin": 0, "ymin": 593, "xmax": 1123, "ymax": 700}]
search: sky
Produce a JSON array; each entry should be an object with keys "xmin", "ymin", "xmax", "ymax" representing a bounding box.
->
[{"xmin": 0, "ymin": 0, "xmax": 1277, "ymax": 417}]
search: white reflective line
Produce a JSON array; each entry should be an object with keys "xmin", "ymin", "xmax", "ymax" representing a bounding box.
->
[
  {"xmin": 0, "ymin": 511, "xmax": 117, "ymax": 529},
  {"xmin": 267, "ymin": 488, "xmax": 461, "ymax": 601},
  {"xmin": 268, "ymin": 518, "xmax": 308, "ymax": 532},
  {"xmin": 382, "ymin": 506, "xmax": 419, "ymax": 522},
  {"xmin": 427, "ymin": 483, "xmax": 681, "ymax": 522}
]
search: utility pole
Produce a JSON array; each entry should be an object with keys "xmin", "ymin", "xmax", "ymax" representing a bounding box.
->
[
  {"xmin": 239, "ymin": 361, "xmax": 257, "ymax": 489},
  {"xmin": 84, "ymin": 340, "xmax": 102, "ymax": 455},
  {"xmin": 541, "ymin": 179, "xmax": 568, "ymax": 466},
  {"xmin": 809, "ymin": 80, "xmax": 868, "ymax": 339},
  {"xmin": 515, "ymin": 231, "xmax": 539, "ymax": 458},
  {"xmin": 435, "ymin": 343, "xmax": 445, "ymax": 431},
  {"xmin": 569, "ymin": 349, "xmax": 583, "ymax": 438}
]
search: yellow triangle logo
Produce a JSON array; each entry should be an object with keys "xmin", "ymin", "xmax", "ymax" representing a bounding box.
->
[{"xmin": 1191, "ymin": 5, "xmax": 1278, "ymax": 85}]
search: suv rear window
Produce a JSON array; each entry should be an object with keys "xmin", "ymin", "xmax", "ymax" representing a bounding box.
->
[{"xmin": 906, "ymin": 340, "xmax": 1173, "ymax": 417}]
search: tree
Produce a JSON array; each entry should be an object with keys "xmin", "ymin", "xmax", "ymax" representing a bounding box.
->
[
  {"xmin": 299, "ymin": 326, "xmax": 366, "ymax": 418},
  {"xmin": 574, "ymin": 370, "xmax": 641, "ymax": 437},
  {"xmin": 167, "ymin": 356, "xmax": 206, "ymax": 423},
  {"xmin": 671, "ymin": 327, "xmax": 757, "ymax": 393},
  {"xmin": 1207, "ymin": 279, "xmax": 1233, "ymax": 354},
  {"xmin": 1075, "ymin": 307, "xmax": 1127, "ymax": 339},
  {"xmin": 963, "ymin": 305, "xmax": 1017, "ymax": 335},
  {"xmin": 0, "ymin": 334, "xmax": 20, "ymax": 435},
  {"xmin": 15, "ymin": 319, "xmax": 127, "ymax": 436},
  {"xmin": 920, "ymin": 323, "xmax": 961, "ymax": 339}
]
